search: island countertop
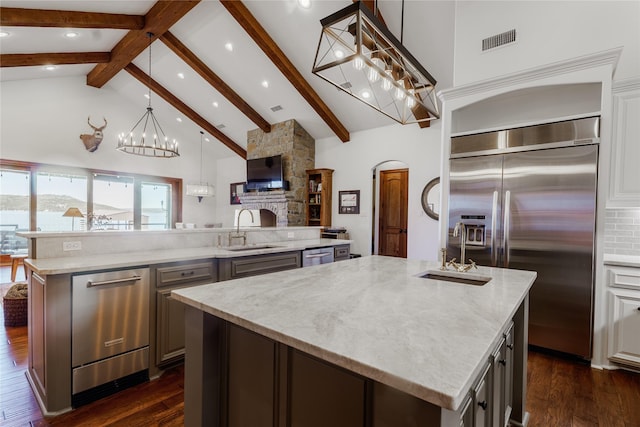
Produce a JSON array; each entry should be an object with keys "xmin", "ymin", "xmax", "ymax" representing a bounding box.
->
[{"xmin": 172, "ymin": 255, "xmax": 536, "ymax": 411}]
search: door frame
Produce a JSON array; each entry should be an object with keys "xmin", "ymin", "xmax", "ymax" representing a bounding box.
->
[{"xmin": 371, "ymin": 161, "xmax": 409, "ymax": 255}]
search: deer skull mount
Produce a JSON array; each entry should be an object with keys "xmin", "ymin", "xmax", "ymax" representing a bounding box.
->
[{"xmin": 80, "ymin": 116, "xmax": 107, "ymax": 152}]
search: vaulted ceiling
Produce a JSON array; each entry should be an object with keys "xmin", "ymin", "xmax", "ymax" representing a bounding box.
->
[{"xmin": 0, "ymin": 1, "xmax": 455, "ymax": 160}]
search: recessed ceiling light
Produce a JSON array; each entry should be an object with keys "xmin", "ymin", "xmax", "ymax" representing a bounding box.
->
[
  {"xmin": 176, "ymin": 117, "xmax": 183, "ymax": 123},
  {"xmin": 361, "ymin": 89, "xmax": 371, "ymax": 99},
  {"xmin": 44, "ymin": 65, "xmax": 57, "ymax": 71},
  {"xmin": 144, "ymin": 93, "xmax": 150, "ymax": 99},
  {"xmin": 212, "ymin": 101, "xmax": 219, "ymax": 108},
  {"xmin": 177, "ymin": 72, "xmax": 185, "ymax": 79},
  {"xmin": 298, "ymin": 0, "xmax": 311, "ymax": 9},
  {"xmin": 204, "ymin": 137, "xmax": 210, "ymax": 142},
  {"xmin": 335, "ymin": 49, "xmax": 344, "ymax": 59},
  {"xmin": 225, "ymin": 42, "xmax": 233, "ymax": 52},
  {"xmin": 64, "ymin": 31, "xmax": 78, "ymax": 38},
  {"xmin": 0, "ymin": 31, "xmax": 11, "ymax": 38},
  {"xmin": 261, "ymin": 80, "xmax": 269, "ymax": 88}
]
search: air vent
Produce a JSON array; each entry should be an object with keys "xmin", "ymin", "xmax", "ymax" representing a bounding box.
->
[
  {"xmin": 482, "ymin": 29, "xmax": 516, "ymax": 51},
  {"xmin": 216, "ymin": 124, "xmax": 226, "ymax": 129},
  {"xmin": 270, "ymin": 105, "xmax": 283, "ymax": 112},
  {"xmin": 340, "ymin": 81, "xmax": 352, "ymax": 89}
]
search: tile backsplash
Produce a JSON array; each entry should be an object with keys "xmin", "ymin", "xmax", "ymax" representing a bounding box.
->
[{"xmin": 604, "ymin": 208, "xmax": 640, "ymax": 256}]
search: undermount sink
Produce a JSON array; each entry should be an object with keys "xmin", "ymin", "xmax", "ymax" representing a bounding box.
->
[
  {"xmin": 418, "ymin": 269, "xmax": 491, "ymax": 286},
  {"xmin": 222, "ymin": 244, "xmax": 282, "ymax": 252}
]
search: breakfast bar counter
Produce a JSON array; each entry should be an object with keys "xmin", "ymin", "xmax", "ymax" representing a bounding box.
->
[{"xmin": 172, "ymin": 255, "xmax": 536, "ymax": 427}]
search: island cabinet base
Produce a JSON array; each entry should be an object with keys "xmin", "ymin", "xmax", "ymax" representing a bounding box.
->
[
  {"xmin": 184, "ymin": 307, "xmax": 443, "ymax": 427},
  {"xmin": 184, "ymin": 306, "xmax": 530, "ymax": 427}
]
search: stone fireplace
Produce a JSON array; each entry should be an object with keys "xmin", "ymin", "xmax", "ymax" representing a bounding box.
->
[{"xmin": 243, "ymin": 120, "xmax": 314, "ymax": 226}]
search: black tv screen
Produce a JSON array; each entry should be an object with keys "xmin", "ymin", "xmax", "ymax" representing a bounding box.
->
[{"xmin": 246, "ymin": 155, "xmax": 284, "ymax": 190}]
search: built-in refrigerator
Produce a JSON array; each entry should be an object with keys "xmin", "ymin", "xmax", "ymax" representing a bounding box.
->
[{"xmin": 447, "ymin": 117, "xmax": 599, "ymax": 359}]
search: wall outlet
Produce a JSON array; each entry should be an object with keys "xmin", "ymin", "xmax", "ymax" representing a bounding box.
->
[
  {"xmin": 63, "ymin": 241, "xmax": 82, "ymax": 251},
  {"xmin": 287, "ymin": 232, "xmax": 295, "ymax": 239}
]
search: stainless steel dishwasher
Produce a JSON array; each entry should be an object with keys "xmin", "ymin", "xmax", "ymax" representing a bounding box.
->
[
  {"xmin": 71, "ymin": 268, "xmax": 150, "ymax": 406},
  {"xmin": 302, "ymin": 247, "xmax": 334, "ymax": 267}
]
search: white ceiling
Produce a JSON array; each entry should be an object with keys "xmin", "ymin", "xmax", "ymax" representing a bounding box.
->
[{"xmin": 0, "ymin": 0, "xmax": 455, "ymax": 159}]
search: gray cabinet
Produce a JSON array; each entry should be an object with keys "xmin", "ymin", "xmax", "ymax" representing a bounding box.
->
[
  {"xmin": 218, "ymin": 251, "xmax": 301, "ymax": 281},
  {"xmin": 334, "ymin": 244, "xmax": 350, "ymax": 262},
  {"xmin": 155, "ymin": 260, "xmax": 216, "ymax": 366},
  {"xmin": 472, "ymin": 362, "xmax": 491, "ymax": 427}
]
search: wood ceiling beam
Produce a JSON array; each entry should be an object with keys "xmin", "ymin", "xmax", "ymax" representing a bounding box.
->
[
  {"xmin": 220, "ymin": 1, "xmax": 350, "ymax": 143},
  {"xmin": 1, "ymin": 52, "xmax": 110, "ymax": 67},
  {"xmin": 353, "ymin": 0, "xmax": 431, "ymax": 128},
  {"xmin": 0, "ymin": 7, "xmax": 144, "ymax": 29},
  {"xmin": 160, "ymin": 32, "xmax": 272, "ymax": 134},
  {"xmin": 125, "ymin": 63, "xmax": 247, "ymax": 159},
  {"xmin": 87, "ymin": 1, "xmax": 200, "ymax": 89}
]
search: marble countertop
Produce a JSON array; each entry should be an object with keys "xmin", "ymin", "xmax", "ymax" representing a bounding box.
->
[
  {"xmin": 172, "ymin": 256, "xmax": 536, "ymax": 411},
  {"xmin": 24, "ymin": 239, "xmax": 350, "ymax": 275},
  {"xmin": 603, "ymin": 254, "xmax": 640, "ymax": 268}
]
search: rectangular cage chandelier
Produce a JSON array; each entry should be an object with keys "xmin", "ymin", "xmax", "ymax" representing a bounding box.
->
[{"xmin": 312, "ymin": 2, "xmax": 440, "ymax": 125}]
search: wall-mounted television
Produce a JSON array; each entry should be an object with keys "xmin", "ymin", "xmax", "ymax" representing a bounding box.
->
[{"xmin": 246, "ymin": 155, "xmax": 284, "ymax": 191}]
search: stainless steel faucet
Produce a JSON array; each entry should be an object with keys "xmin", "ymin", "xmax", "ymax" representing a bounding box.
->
[
  {"xmin": 229, "ymin": 208, "xmax": 254, "ymax": 246},
  {"xmin": 449, "ymin": 222, "xmax": 477, "ymax": 272}
]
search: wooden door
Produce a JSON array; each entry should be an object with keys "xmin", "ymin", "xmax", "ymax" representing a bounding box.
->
[{"xmin": 378, "ymin": 169, "xmax": 408, "ymax": 257}]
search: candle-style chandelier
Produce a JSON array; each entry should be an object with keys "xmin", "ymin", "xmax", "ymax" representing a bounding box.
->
[{"xmin": 117, "ymin": 32, "xmax": 179, "ymax": 158}]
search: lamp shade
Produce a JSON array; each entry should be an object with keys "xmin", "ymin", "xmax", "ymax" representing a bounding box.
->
[{"xmin": 62, "ymin": 207, "xmax": 84, "ymax": 218}]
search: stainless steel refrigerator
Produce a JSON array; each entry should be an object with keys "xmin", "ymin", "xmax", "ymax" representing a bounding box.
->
[{"xmin": 447, "ymin": 117, "xmax": 599, "ymax": 359}]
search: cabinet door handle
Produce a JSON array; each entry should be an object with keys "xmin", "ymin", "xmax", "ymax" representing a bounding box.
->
[
  {"xmin": 507, "ymin": 343, "xmax": 514, "ymax": 350},
  {"xmin": 499, "ymin": 359, "xmax": 506, "ymax": 366},
  {"xmin": 637, "ymin": 307, "xmax": 640, "ymax": 311},
  {"xmin": 477, "ymin": 400, "xmax": 488, "ymax": 410},
  {"xmin": 181, "ymin": 271, "xmax": 195, "ymax": 277}
]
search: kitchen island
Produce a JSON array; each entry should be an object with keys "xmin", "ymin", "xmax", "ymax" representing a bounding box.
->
[{"xmin": 172, "ymin": 255, "xmax": 536, "ymax": 427}]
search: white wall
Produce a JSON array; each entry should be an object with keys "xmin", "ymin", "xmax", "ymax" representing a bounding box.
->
[
  {"xmin": 0, "ymin": 76, "xmax": 225, "ymax": 227},
  {"xmin": 215, "ymin": 155, "xmax": 247, "ymax": 227},
  {"xmin": 315, "ymin": 121, "xmax": 442, "ymax": 260},
  {"xmin": 453, "ymin": 1, "xmax": 640, "ymax": 86}
]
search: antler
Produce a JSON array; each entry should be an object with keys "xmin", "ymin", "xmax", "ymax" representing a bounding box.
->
[{"xmin": 88, "ymin": 116, "xmax": 107, "ymax": 131}]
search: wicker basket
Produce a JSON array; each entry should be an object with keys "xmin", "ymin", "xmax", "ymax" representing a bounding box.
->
[{"xmin": 3, "ymin": 283, "xmax": 28, "ymax": 327}]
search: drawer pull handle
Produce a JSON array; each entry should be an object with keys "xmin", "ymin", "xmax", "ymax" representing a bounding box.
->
[
  {"xmin": 499, "ymin": 359, "xmax": 506, "ymax": 366},
  {"xmin": 181, "ymin": 271, "xmax": 195, "ymax": 277},
  {"xmin": 478, "ymin": 400, "xmax": 488, "ymax": 410},
  {"xmin": 507, "ymin": 344, "xmax": 514, "ymax": 350}
]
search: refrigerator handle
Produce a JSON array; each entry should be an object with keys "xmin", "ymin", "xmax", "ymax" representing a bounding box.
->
[
  {"xmin": 491, "ymin": 190, "xmax": 498, "ymax": 267},
  {"xmin": 504, "ymin": 190, "xmax": 511, "ymax": 268}
]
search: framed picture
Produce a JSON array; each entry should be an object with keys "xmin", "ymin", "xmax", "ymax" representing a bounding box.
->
[
  {"xmin": 230, "ymin": 182, "xmax": 244, "ymax": 205},
  {"xmin": 339, "ymin": 190, "xmax": 360, "ymax": 214}
]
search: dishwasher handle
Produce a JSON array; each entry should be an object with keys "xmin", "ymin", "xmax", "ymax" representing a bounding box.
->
[
  {"xmin": 304, "ymin": 252, "xmax": 332, "ymax": 259},
  {"xmin": 87, "ymin": 275, "xmax": 142, "ymax": 288}
]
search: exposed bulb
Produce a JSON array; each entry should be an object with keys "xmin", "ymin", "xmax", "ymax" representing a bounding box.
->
[
  {"xmin": 367, "ymin": 58, "xmax": 383, "ymax": 83},
  {"xmin": 381, "ymin": 71, "xmax": 393, "ymax": 91},
  {"xmin": 353, "ymin": 56, "xmax": 365, "ymax": 71},
  {"xmin": 394, "ymin": 84, "xmax": 406, "ymax": 101}
]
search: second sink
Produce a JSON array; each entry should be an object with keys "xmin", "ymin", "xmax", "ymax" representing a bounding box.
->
[{"xmin": 418, "ymin": 269, "xmax": 491, "ymax": 286}]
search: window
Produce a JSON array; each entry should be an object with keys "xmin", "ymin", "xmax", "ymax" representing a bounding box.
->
[
  {"xmin": 142, "ymin": 182, "xmax": 172, "ymax": 230},
  {"xmin": 0, "ymin": 168, "xmax": 30, "ymax": 255},
  {"xmin": 93, "ymin": 174, "xmax": 134, "ymax": 230},
  {"xmin": 36, "ymin": 171, "xmax": 88, "ymax": 231},
  {"xmin": 0, "ymin": 160, "xmax": 182, "ymax": 232}
]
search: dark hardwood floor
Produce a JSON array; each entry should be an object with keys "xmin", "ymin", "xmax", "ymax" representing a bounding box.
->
[{"xmin": 1, "ymin": 270, "xmax": 639, "ymax": 426}]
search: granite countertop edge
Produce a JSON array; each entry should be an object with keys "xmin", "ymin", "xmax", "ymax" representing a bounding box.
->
[{"xmin": 24, "ymin": 239, "xmax": 351, "ymax": 275}]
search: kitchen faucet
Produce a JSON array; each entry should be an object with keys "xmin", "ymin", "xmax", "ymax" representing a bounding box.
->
[
  {"xmin": 448, "ymin": 222, "xmax": 477, "ymax": 272},
  {"xmin": 229, "ymin": 208, "xmax": 254, "ymax": 246}
]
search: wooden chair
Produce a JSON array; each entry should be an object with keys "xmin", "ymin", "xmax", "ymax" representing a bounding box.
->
[{"xmin": 10, "ymin": 254, "xmax": 27, "ymax": 282}]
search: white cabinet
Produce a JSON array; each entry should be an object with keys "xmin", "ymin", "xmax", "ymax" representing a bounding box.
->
[
  {"xmin": 607, "ymin": 266, "xmax": 640, "ymax": 367},
  {"xmin": 608, "ymin": 78, "xmax": 640, "ymax": 207}
]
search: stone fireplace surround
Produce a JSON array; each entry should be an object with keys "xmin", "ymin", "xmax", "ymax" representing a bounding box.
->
[{"xmin": 242, "ymin": 119, "xmax": 315, "ymax": 226}]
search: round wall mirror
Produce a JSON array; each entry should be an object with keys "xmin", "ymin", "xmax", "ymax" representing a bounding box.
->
[{"xmin": 421, "ymin": 177, "xmax": 440, "ymax": 220}]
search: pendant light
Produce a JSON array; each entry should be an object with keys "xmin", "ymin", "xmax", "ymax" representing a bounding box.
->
[
  {"xmin": 186, "ymin": 131, "xmax": 215, "ymax": 202},
  {"xmin": 312, "ymin": 1, "xmax": 439, "ymax": 125},
  {"xmin": 117, "ymin": 32, "xmax": 179, "ymax": 158}
]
